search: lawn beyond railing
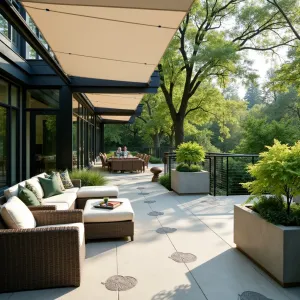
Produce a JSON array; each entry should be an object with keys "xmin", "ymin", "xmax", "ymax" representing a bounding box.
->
[{"xmin": 164, "ymin": 152, "xmax": 259, "ymax": 196}]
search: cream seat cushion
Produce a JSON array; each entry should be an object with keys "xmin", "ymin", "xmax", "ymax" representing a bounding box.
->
[
  {"xmin": 83, "ymin": 198, "xmax": 134, "ymax": 223},
  {"xmin": 63, "ymin": 187, "xmax": 80, "ymax": 194},
  {"xmin": 0, "ymin": 196, "xmax": 36, "ymax": 229},
  {"xmin": 41, "ymin": 193, "xmax": 77, "ymax": 209},
  {"xmin": 77, "ymin": 186, "xmax": 119, "ymax": 198}
]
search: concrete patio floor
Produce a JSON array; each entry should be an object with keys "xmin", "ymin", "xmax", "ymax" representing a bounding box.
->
[{"xmin": 2, "ymin": 164, "xmax": 300, "ymax": 300}]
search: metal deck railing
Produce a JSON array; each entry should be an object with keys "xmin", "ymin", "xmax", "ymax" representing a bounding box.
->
[{"xmin": 164, "ymin": 152, "xmax": 259, "ymax": 196}]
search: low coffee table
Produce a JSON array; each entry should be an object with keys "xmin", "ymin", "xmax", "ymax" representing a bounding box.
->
[{"xmin": 83, "ymin": 199, "xmax": 134, "ymax": 241}]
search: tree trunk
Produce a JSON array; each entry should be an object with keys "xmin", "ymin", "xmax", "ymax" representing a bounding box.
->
[
  {"xmin": 153, "ymin": 134, "xmax": 161, "ymax": 157},
  {"xmin": 174, "ymin": 115, "xmax": 184, "ymax": 147}
]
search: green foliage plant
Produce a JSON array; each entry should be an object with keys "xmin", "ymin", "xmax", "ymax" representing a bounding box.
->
[
  {"xmin": 69, "ymin": 169, "xmax": 107, "ymax": 186},
  {"xmin": 159, "ymin": 174, "xmax": 171, "ymax": 191},
  {"xmin": 252, "ymin": 195, "xmax": 300, "ymax": 226},
  {"xmin": 176, "ymin": 163, "xmax": 190, "ymax": 172},
  {"xmin": 106, "ymin": 152, "xmax": 115, "ymax": 159},
  {"xmin": 150, "ymin": 156, "xmax": 163, "ymax": 164},
  {"xmin": 176, "ymin": 163, "xmax": 201, "ymax": 172},
  {"xmin": 243, "ymin": 140, "xmax": 300, "ymax": 215},
  {"xmin": 176, "ymin": 142, "xmax": 205, "ymax": 171}
]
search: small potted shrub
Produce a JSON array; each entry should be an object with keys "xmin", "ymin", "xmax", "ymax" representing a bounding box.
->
[
  {"xmin": 171, "ymin": 142, "xmax": 209, "ymax": 194},
  {"xmin": 235, "ymin": 140, "xmax": 300, "ymax": 286}
]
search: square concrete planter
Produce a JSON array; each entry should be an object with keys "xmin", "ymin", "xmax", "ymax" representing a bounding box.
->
[
  {"xmin": 234, "ymin": 204, "xmax": 300, "ymax": 287},
  {"xmin": 171, "ymin": 169, "xmax": 209, "ymax": 195}
]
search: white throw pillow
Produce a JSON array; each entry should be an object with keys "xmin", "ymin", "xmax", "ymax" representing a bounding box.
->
[
  {"xmin": 0, "ymin": 196, "xmax": 36, "ymax": 229},
  {"xmin": 26, "ymin": 177, "xmax": 44, "ymax": 199}
]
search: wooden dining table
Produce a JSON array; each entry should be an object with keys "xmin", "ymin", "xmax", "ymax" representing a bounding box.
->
[{"xmin": 108, "ymin": 157, "xmax": 145, "ymax": 173}]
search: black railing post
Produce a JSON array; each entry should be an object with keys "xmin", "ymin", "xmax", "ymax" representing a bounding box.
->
[
  {"xmin": 226, "ymin": 156, "xmax": 229, "ymax": 196},
  {"xmin": 213, "ymin": 157, "xmax": 217, "ymax": 196},
  {"xmin": 168, "ymin": 154, "xmax": 172, "ymax": 180}
]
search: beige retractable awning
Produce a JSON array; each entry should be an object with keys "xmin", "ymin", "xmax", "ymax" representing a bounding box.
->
[
  {"xmin": 86, "ymin": 94, "xmax": 143, "ymax": 110},
  {"xmin": 22, "ymin": 0, "xmax": 193, "ymax": 83},
  {"xmin": 101, "ymin": 116, "xmax": 131, "ymax": 122},
  {"xmin": 21, "ymin": 0, "xmax": 192, "ymax": 12}
]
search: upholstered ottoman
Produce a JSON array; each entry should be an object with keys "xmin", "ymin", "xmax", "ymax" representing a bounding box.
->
[
  {"xmin": 76, "ymin": 186, "xmax": 119, "ymax": 209},
  {"xmin": 83, "ymin": 199, "xmax": 134, "ymax": 241}
]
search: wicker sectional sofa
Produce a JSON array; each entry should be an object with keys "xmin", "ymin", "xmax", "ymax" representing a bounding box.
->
[
  {"xmin": 0, "ymin": 206, "xmax": 85, "ymax": 293},
  {"xmin": 0, "ymin": 174, "xmax": 134, "ymax": 293},
  {"xmin": 2, "ymin": 172, "xmax": 119, "ymax": 210}
]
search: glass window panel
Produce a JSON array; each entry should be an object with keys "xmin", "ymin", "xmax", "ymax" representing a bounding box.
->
[
  {"xmin": 27, "ymin": 89, "xmax": 59, "ymax": 109},
  {"xmin": 11, "ymin": 85, "xmax": 18, "ymax": 107},
  {"xmin": 26, "ymin": 14, "xmax": 37, "ymax": 35},
  {"xmin": 26, "ymin": 42, "xmax": 37, "ymax": 59},
  {"xmin": 35, "ymin": 115, "xmax": 56, "ymax": 174},
  {"xmin": 72, "ymin": 115, "xmax": 78, "ymax": 169},
  {"xmin": 26, "ymin": 112, "xmax": 30, "ymax": 178},
  {"xmin": 0, "ymin": 14, "xmax": 9, "ymax": 39},
  {"xmin": 0, "ymin": 80, "xmax": 9, "ymax": 105},
  {"xmin": 73, "ymin": 98, "xmax": 79, "ymax": 115},
  {"xmin": 11, "ymin": 110, "xmax": 17, "ymax": 185},
  {"xmin": 39, "ymin": 33, "xmax": 48, "ymax": 50},
  {"xmin": 11, "ymin": 27, "xmax": 19, "ymax": 47},
  {"xmin": 0, "ymin": 106, "xmax": 7, "ymax": 188}
]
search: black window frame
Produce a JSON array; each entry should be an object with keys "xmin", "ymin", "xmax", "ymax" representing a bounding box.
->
[{"xmin": 0, "ymin": 76, "xmax": 21, "ymax": 194}]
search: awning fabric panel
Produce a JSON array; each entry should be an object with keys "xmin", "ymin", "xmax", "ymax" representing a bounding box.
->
[
  {"xmin": 86, "ymin": 94, "xmax": 143, "ymax": 110},
  {"xmin": 21, "ymin": 0, "xmax": 192, "ymax": 12},
  {"xmin": 101, "ymin": 116, "xmax": 131, "ymax": 121},
  {"xmin": 23, "ymin": 2, "xmax": 189, "ymax": 82}
]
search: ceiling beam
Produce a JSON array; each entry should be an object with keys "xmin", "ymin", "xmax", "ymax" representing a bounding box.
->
[{"xmin": 94, "ymin": 107, "xmax": 136, "ymax": 116}]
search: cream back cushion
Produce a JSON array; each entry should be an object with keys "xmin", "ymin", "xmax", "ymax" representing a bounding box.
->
[
  {"xmin": 0, "ymin": 196, "xmax": 36, "ymax": 229},
  {"xmin": 4, "ymin": 181, "xmax": 26, "ymax": 199}
]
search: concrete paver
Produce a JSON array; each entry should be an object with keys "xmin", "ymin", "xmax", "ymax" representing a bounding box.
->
[{"xmin": 2, "ymin": 164, "xmax": 300, "ymax": 300}]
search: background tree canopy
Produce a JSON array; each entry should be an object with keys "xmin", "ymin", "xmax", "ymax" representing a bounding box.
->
[{"xmin": 104, "ymin": 0, "xmax": 300, "ymax": 157}]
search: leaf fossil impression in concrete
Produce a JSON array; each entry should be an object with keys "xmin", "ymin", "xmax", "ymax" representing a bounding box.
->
[{"xmin": 103, "ymin": 275, "xmax": 137, "ymax": 291}]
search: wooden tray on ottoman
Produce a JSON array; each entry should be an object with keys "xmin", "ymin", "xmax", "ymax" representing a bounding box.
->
[{"xmin": 83, "ymin": 199, "xmax": 134, "ymax": 241}]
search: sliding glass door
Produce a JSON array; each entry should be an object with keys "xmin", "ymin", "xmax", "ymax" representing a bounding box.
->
[
  {"xmin": 0, "ymin": 107, "xmax": 7, "ymax": 188},
  {"xmin": 30, "ymin": 112, "xmax": 57, "ymax": 176}
]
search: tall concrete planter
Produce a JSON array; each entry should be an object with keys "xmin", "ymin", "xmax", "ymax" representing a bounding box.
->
[
  {"xmin": 234, "ymin": 204, "xmax": 300, "ymax": 287},
  {"xmin": 171, "ymin": 169, "xmax": 209, "ymax": 195}
]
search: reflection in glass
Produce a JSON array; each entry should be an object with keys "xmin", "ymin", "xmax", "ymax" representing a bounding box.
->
[
  {"xmin": 34, "ymin": 115, "xmax": 56, "ymax": 174},
  {"xmin": 0, "ymin": 80, "xmax": 9, "ymax": 105},
  {"xmin": 0, "ymin": 14, "xmax": 9, "ymax": 39},
  {"xmin": 72, "ymin": 116, "xmax": 78, "ymax": 169},
  {"xmin": 0, "ymin": 107, "xmax": 7, "ymax": 188},
  {"xmin": 11, "ymin": 110, "xmax": 17, "ymax": 184},
  {"xmin": 27, "ymin": 90, "xmax": 59, "ymax": 109},
  {"xmin": 11, "ymin": 86, "xmax": 18, "ymax": 107}
]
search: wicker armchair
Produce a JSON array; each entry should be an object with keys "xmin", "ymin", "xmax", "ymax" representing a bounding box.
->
[
  {"xmin": 144, "ymin": 155, "xmax": 151, "ymax": 168},
  {"xmin": 100, "ymin": 154, "xmax": 110, "ymax": 170},
  {"xmin": 0, "ymin": 208, "xmax": 85, "ymax": 293}
]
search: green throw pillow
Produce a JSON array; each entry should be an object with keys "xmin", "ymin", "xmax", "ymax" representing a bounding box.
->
[
  {"xmin": 18, "ymin": 185, "xmax": 40, "ymax": 206},
  {"xmin": 45, "ymin": 172, "xmax": 65, "ymax": 191},
  {"xmin": 60, "ymin": 169, "xmax": 74, "ymax": 189},
  {"xmin": 38, "ymin": 176, "xmax": 63, "ymax": 198}
]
